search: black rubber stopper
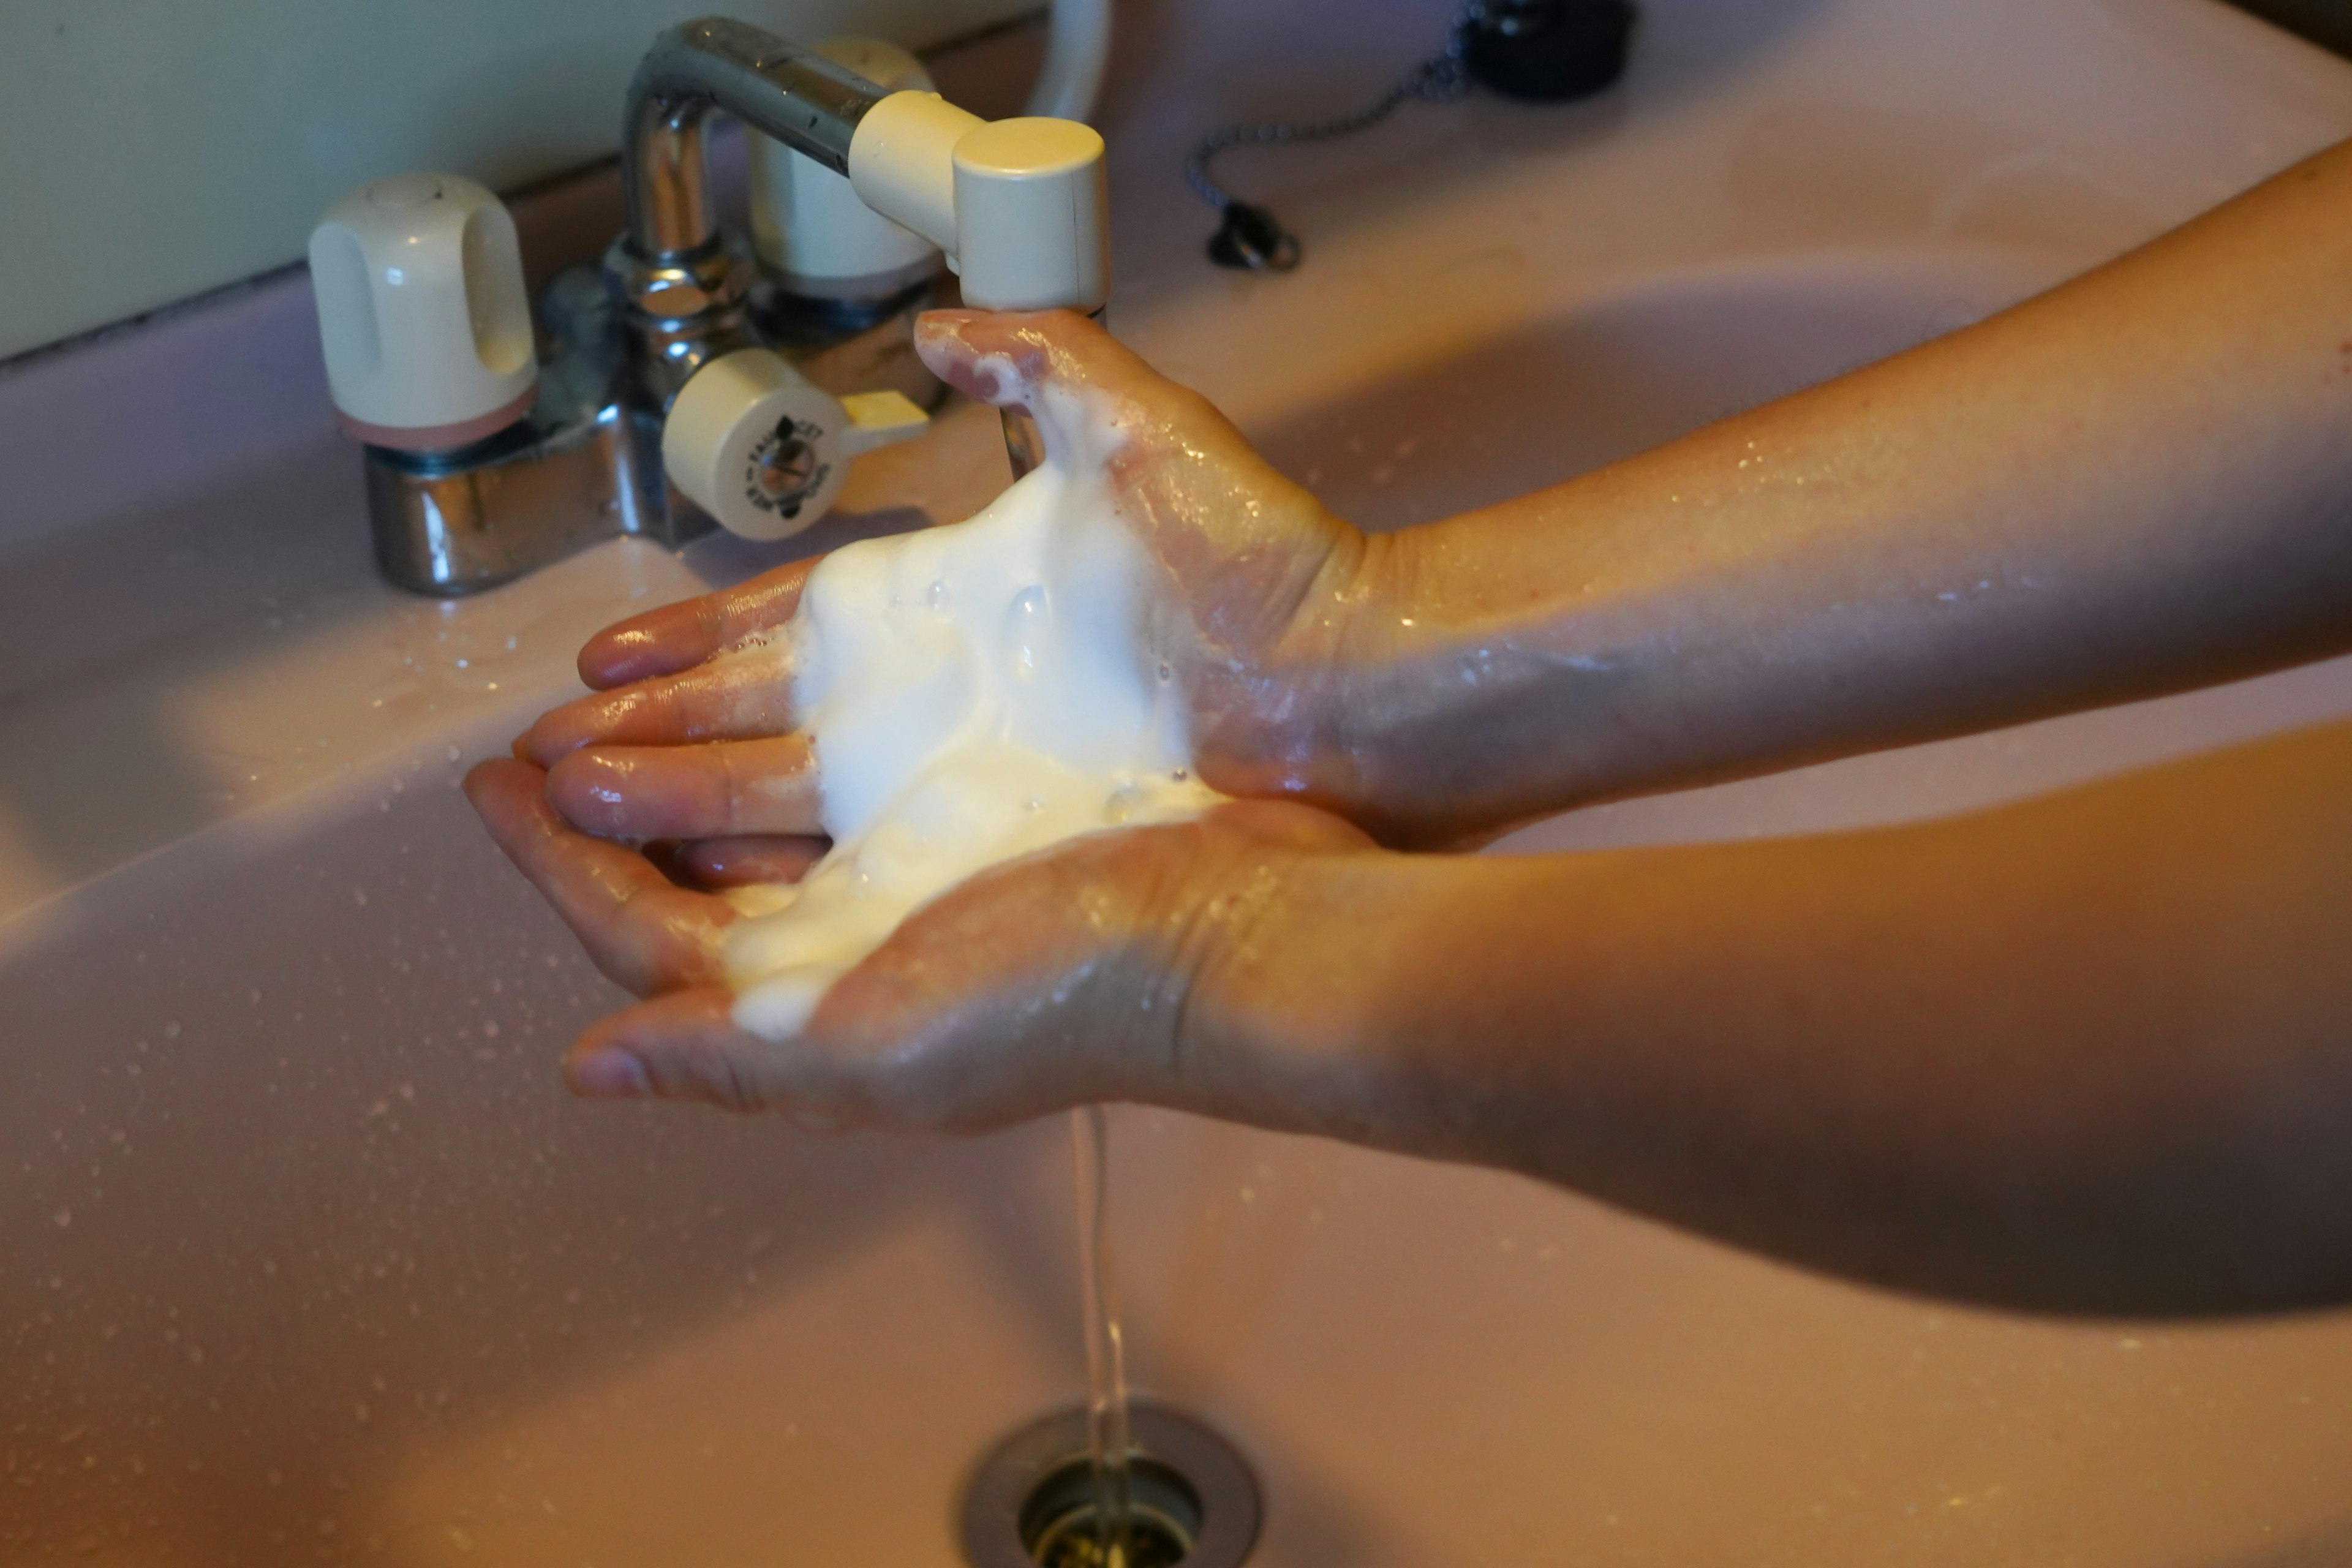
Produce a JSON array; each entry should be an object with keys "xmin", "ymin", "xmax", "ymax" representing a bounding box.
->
[
  {"xmin": 1458, "ymin": 0, "xmax": 1637, "ymax": 102},
  {"xmin": 1207, "ymin": 202, "xmax": 1302, "ymax": 272}
]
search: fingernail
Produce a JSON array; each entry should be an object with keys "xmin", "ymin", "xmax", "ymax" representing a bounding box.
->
[
  {"xmin": 570, "ymin": 1050, "xmax": 650, "ymax": 1098},
  {"xmin": 916, "ymin": 308, "xmax": 976, "ymax": 336}
]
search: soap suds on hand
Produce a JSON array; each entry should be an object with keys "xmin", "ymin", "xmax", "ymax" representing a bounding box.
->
[{"xmin": 724, "ymin": 378, "xmax": 1224, "ymax": 1040}]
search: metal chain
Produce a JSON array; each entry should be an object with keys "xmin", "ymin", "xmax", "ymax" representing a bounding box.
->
[{"xmin": 1185, "ymin": 7, "xmax": 1480, "ymax": 212}]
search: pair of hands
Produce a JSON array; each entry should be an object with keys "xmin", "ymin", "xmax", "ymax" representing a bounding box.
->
[{"xmin": 467, "ymin": 311, "xmax": 1393, "ymax": 1131}]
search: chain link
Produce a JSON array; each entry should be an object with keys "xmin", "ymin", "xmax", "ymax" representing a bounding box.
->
[{"xmin": 1185, "ymin": 6, "xmax": 1482, "ymax": 211}]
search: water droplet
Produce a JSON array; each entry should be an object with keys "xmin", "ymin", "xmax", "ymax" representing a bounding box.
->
[
  {"xmin": 163, "ymin": 1022, "xmax": 180, "ymax": 1039},
  {"xmin": 51, "ymin": 1209, "xmax": 69, "ymax": 1228},
  {"xmin": 1102, "ymin": 784, "xmax": 1148, "ymax": 824},
  {"xmin": 1156, "ymin": 662, "xmax": 1172, "ymax": 682}
]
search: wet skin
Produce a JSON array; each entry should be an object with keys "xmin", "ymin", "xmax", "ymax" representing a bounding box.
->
[{"xmin": 473, "ymin": 139, "xmax": 2352, "ymax": 1314}]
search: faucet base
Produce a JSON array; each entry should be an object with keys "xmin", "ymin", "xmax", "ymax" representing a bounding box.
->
[
  {"xmin": 363, "ymin": 266, "xmax": 718, "ymax": 598},
  {"xmin": 363, "ymin": 412, "xmax": 667, "ymax": 597}
]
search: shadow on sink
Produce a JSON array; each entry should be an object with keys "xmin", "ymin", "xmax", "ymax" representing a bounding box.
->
[
  {"xmin": 0, "ymin": 461, "xmax": 933, "ymax": 915},
  {"xmin": 1246, "ymin": 252, "xmax": 2048, "ymax": 533},
  {"xmin": 2195, "ymin": 1520, "xmax": 2352, "ymax": 1568}
]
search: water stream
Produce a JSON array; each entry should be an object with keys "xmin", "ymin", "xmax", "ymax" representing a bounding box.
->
[{"xmin": 1070, "ymin": 1103, "xmax": 1134, "ymax": 1567}]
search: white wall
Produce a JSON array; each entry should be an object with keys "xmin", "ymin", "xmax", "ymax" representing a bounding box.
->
[{"xmin": 0, "ymin": 0, "xmax": 1035, "ymax": 360}]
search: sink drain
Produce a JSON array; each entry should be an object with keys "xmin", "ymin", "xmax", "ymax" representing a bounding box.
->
[{"xmin": 961, "ymin": 1402, "xmax": 1261, "ymax": 1568}]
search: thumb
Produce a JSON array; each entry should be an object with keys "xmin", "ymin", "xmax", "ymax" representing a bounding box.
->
[
  {"xmin": 563, "ymin": 986, "xmax": 888, "ymax": 1131},
  {"xmin": 913, "ymin": 307, "xmax": 1294, "ymax": 495},
  {"xmin": 914, "ymin": 307, "xmax": 1133, "ymax": 409}
]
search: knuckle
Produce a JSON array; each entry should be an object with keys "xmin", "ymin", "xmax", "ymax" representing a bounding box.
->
[
  {"xmin": 714, "ymin": 743, "xmax": 748, "ymax": 834},
  {"xmin": 695, "ymin": 597, "xmax": 730, "ymax": 653},
  {"xmin": 711, "ymin": 1047, "xmax": 764, "ymax": 1114}
]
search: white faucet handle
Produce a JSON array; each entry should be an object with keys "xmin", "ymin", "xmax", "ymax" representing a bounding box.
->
[
  {"xmin": 952, "ymin": 118, "xmax": 1110, "ymax": 313},
  {"xmin": 662, "ymin": 350, "xmax": 932, "ymax": 541},
  {"xmin": 308, "ymin": 173, "xmax": 538, "ymax": 451},
  {"xmin": 837, "ymin": 390, "xmax": 933, "ymax": 456}
]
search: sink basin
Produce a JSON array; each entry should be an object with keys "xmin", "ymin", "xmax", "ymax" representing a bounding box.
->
[
  {"xmin": 9, "ymin": 0, "xmax": 2352, "ymax": 1564},
  {"xmin": 1248, "ymin": 251, "xmax": 2048, "ymax": 534}
]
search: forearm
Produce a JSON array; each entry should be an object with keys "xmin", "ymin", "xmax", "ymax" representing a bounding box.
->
[
  {"xmin": 1196, "ymin": 722, "xmax": 2352, "ymax": 1315},
  {"xmin": 1333, "ymin": 138, "xmax": 2352, "ymax": 844}
]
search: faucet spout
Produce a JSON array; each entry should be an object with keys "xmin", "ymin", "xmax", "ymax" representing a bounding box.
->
[{"xmin": 622, "ymin": 18, "xmax": 891, "ymax": 262}]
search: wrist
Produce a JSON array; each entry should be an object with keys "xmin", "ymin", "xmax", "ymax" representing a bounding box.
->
[
  {"xmin": 1251, "ymin": 526, "xmax": 1503, "ymax": 844},
  {"xmin": 1171, "ymin": 841, "xmax": 1499, "ymax": 1146},
  {"xmin": 1315, "ymin": 516, "xmax": 1629, "ymax": 846}
]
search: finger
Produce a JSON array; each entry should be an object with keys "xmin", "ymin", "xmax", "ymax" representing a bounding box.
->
[
  {"xmin": 462, "ymin": 758, "xmax": 733, "ymax": 997},
  {"xmin": 546, "ymin": 736, "xmax": 821, "ymax": 840},
  {"xmin": 1202, "ymin": 796, "xmax": 1381, "ymax": 851},
  {"xmin": 565, "ymin": 987, "xmax": 870, "ymax": 1128},
  {"xmin": 518, "ymin": 638, "xmax": 799, "ymax": 764},
  {"xmin": 565, "ymin": 989, "xmax": 761, "ymax": 1110},
  {"xmin": 674, "ymin": 834, "xmax": 830, "ymax": 888},
  {"xmin": 914, "ymin": 308, "xmax": 1302, "ymax": 499},
  {"xmin": 916, "ymin": 307, "xmax": 1165, "ymax": 411},
  {"xmin": 576, "ymin": 559, "xmax": 818, "ymax": 689}
]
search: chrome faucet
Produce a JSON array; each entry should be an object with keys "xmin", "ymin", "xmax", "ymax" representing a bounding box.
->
[
  {"xmin": 311, "ymin": 17, "xmax": 1110, "ymax": 595},
  {"xmin": 610, "ymin": 20, "xmax": 890, "ymax": 404}
]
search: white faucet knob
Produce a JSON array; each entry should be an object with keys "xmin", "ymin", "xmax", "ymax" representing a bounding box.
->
[
  {"xmin": 309, "ymin": 173, "xmax": 538, "ymax": 451},
  {"xmin": 662, "ymin": 349, "xmax": 930, "ymax": 541},
  {"xmin": 951, "ymin": 118, "xmax": 1110, "ymax": 312}
]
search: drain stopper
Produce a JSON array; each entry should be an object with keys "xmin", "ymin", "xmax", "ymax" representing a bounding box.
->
[{"xmin": 960, "ymin": 1403, "xmax": 1262, "ymax": 1568}]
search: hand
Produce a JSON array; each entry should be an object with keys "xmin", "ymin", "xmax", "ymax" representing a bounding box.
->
[
  {"xmin": 469, "ymin": 306, "xmax": 1401, "ymax": 1127},
  {"xmin": 466, "ymin": 754, "xmax": 1373, "ymax": 1129},
  {"xmin": 513, "ymin": 307, "xmax": 1395, "ymax": 846}
]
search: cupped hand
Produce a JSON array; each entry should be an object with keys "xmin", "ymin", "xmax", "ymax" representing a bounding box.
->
[
  {"xmin": 513, "ymin": 307, "xmax": 1395, "ymax": 836},
  {"xmin": 467, "ymin": 752, "xmax": 1373, "ymax": 1131},
  {"xmin": 473, "ymin": 306, "xmax": 1403, "ymax": 1129}
]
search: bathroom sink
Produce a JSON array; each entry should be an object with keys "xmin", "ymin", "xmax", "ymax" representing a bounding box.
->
[{"xmin": 10, "ymin": 0, "xmax": 2352, "ymax": 1564}]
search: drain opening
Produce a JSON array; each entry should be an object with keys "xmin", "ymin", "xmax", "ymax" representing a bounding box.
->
[
  {"xmin": 1019, "ymin": 1454, "xmax": 1198, "ymax": 1567},
  {"xmin": 962, "ymin": 1403, "xmax": 1261, "ymax": 1568}
]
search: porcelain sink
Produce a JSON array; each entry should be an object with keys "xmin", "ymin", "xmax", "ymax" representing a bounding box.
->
[{"xmin": 9, "ymin": 0, "xmax": 2352, "ymax": 1564}]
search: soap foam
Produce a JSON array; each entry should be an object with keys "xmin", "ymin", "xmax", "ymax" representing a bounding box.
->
[{"xmin": 724, "ymin": 385, "xmax": 1224, "ymax": 1039}]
